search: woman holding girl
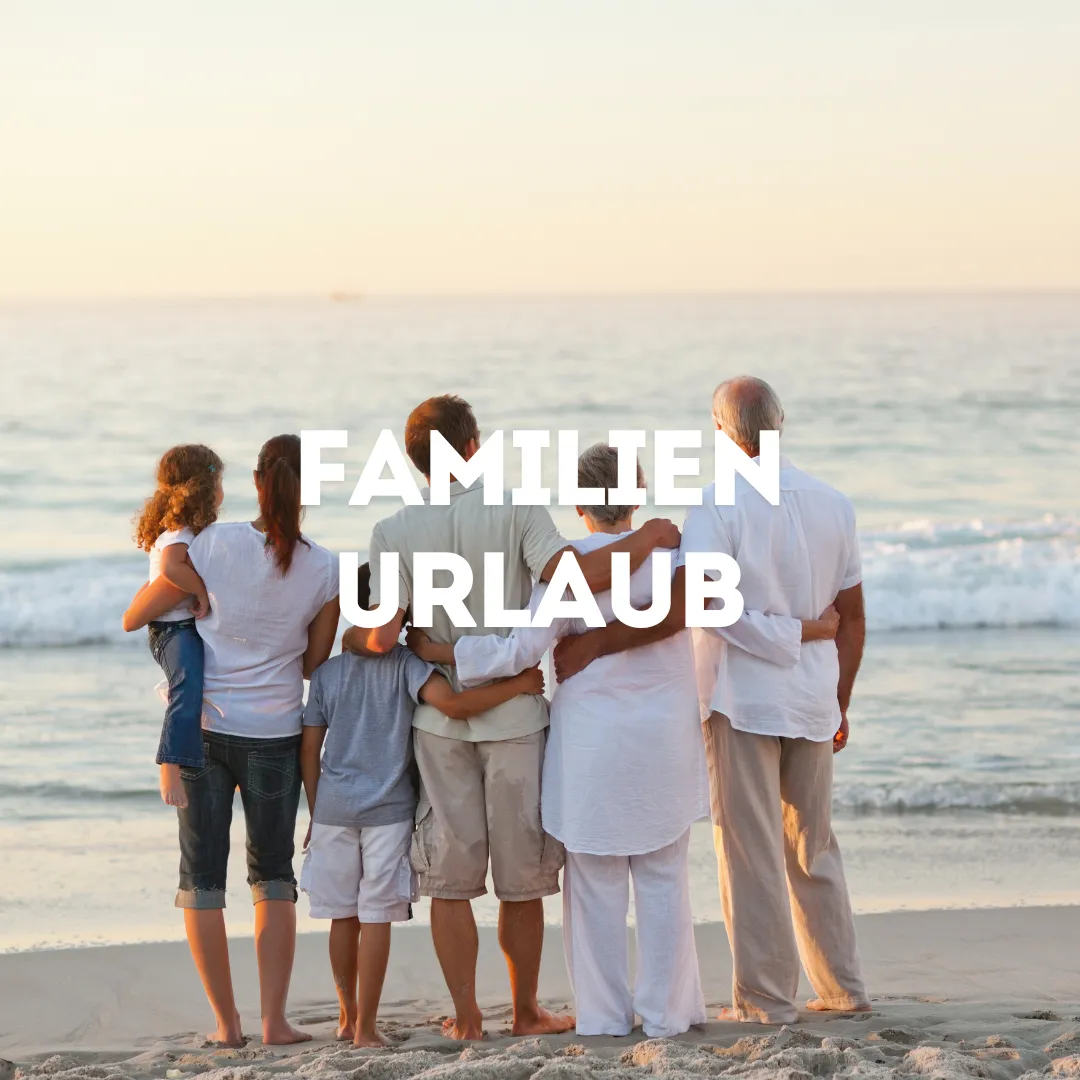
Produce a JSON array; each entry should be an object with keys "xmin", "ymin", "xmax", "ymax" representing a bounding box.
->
[{"xmin": 125, "ymin": 434, "xmax": 339, "ymax": 1047}]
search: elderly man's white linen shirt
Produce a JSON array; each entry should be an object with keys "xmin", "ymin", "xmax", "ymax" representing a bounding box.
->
[{"xmin": 678, "ymin": 457, "xmax": 862, "ymax": 743}]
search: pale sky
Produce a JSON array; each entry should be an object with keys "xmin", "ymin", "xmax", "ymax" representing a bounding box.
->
[{"xmin": 3, "ymin": 1, "xmax": 1079, "ymax": 296}]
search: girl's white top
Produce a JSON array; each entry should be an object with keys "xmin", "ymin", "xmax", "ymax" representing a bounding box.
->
[
  {"xmin": 187, "ymin": 522, "xmax": 339, "ymax": 739},
  {"xmin": 454, "ymin": 530, "xmax": 710, "ymax": 856},
  {"xmin": 147, "ymin": 528, "xmax": 196, "ymax": 622}
]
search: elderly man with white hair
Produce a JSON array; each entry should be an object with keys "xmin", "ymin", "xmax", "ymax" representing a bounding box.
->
[{"xmin": 553, "ymin": 377, "xmax": 870, "ymax": 1026}]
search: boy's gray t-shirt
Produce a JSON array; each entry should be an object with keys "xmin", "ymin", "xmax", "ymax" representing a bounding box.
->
[{"xmin": 303, "ymin": 645, "xmax": 435, "ymax": 828}]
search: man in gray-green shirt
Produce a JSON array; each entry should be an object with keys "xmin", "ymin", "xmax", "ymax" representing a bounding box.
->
[{"xmin": 343, "ymin": 394, "xmax": 678, "ymax": 1041}]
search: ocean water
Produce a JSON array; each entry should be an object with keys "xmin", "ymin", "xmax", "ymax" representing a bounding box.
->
[{"xmin": 2, "ymin": 294, "xmax": 1079, "ymax": 952}]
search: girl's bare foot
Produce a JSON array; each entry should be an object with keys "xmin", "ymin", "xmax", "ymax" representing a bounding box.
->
[
  {"xmin": 441, "ymin": 1014, "xmax": 485, "ymax": 1041},
  {"xmin": 262, "ymin": 1020, "xmax": 313, "ymax": 1045},
  {"xmin": 353, "ymin": 1027, "xmax": 390, "ymax": 1049},
  {"xmin": 160, "ymin": 763, "xmax": 188, "ymax": 808},
  {"xmin": 511, "ymin": 1007, "xmax": 575, "ymax": 1037},
  {"xmin": 806, "ymin": 998, "xmax": 872, "ymax": 1013}
]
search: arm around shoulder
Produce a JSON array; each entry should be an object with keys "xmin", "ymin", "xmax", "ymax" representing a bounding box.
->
[
  {"xmin": 543, "ymin": 518, "xmax": 681, "ymax": 592},
  {"xmin": 417, "ymin": 666, "xmax": 545, "ymax": 721},
  {"xmin": 342, "ymin": 606, "xmax": 406, "ymax": 657},
  {"xmin": 552, "ymin": 564, "xmax": 687, "ymax": 683}
]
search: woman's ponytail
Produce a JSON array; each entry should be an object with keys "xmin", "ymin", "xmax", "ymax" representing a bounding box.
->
[{"xmin": 255, "ymin": 434, "xmax": 308, "ymax": 574}]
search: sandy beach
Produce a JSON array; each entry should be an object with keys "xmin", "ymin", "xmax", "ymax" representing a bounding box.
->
[{"xmin": 3, "ymin": 906, "xmax": 1079, "ymax": 1079}]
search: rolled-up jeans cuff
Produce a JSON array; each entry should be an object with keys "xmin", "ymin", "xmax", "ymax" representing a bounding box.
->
[
  {"xmin": 175, "ymin": 887, "xmax": 226, "ymax": 910},
  {"xmin": 252, "ymin": 880, "xmax": 298, "ymax": 904}
]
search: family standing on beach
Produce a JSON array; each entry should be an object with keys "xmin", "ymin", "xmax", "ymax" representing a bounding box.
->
[{"xmin": 122, "ymin": 376, "xmax": 871, "ymax": 1050}]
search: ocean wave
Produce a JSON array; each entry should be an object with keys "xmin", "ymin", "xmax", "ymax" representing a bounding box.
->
[
  {"xmin": 860, "ymin": 515, "xmax": 1080, "ymax": 632},
  {"xmin": 1, "ymin": 516, "xmax": 1078, "ymax": 646},
  {"xmin": 0, "ymin": 780, "xmax": 158, "ymax": 803},
  {"xmin": 834, "ymin": 779, "xmax": 1080, "ymax": 816},
  {"xmin": 5, "ymin": 778, "xmax": 1077, "ymax": 818},
  {"xmin": 0, "ymin": 556, "xmax": 145, "ymax": 647}
]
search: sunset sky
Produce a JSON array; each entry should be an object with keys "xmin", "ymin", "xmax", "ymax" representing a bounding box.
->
[{"xmin": 3, "ymin": 1, "xmax": 1079, "ymax": 296}]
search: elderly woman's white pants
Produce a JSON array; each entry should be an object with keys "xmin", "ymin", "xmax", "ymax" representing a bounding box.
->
[{"xmin": 562, "ymin": 827, "xmax": 706, "ymax": 1038}]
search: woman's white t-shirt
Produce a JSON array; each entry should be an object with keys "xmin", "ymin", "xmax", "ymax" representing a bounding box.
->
[{"xmin": 187, "ymin": 522, "xmax": 339, "ymax": 739}]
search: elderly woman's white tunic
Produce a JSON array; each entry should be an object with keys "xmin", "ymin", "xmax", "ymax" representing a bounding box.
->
[{"xmin": 454, "ymin": 531, "xmax": 710, "ymax": 856}]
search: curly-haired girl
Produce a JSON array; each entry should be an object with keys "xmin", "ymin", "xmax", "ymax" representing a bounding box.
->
[{"xmin": 124, "ymin": 444, "xmax": 224, "ymax": 808}]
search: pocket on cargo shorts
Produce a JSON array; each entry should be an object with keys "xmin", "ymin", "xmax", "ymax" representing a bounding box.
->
[
  {"xmin": 540, "ymin": 831, "xmax": 565, "ymax": 877},
  {"xmin": 410, "ymin": 795, "xmax": 434, "ymax": 875},
  {"xmin": 397, "ymin": 853, "xmax": 420, "ymax": 903}
]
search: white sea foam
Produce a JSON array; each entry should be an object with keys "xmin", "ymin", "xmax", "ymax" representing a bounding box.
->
[
  {"xmin": 0, "ymin": 556, "xmax": 145, "ymax": 648},
  {"xmin": 834, "ymin": 780, "xmax": 1080, "ymax": 816},
  {"xmin": 861, "ymin": 515, "xmax": 1080, "ymax": 633},
  {"xmin": 1, "ymin": 516, "xmax": 1078, "ymax": 647}
]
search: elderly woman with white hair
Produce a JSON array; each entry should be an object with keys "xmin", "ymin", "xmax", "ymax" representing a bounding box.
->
[{"xmin": 408, "ymin": 442, "xmax": 710, "ymax": 1038}]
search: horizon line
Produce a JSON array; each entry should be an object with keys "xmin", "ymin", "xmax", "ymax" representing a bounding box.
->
[{"xmin": 3, "ymin": 287, "xmax": 1080, "ymax": 304}]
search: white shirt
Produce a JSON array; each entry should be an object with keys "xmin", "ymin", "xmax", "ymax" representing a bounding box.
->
[
  {"xmin": 369, "ymin": 481, "xmax": 568, "ymax": 743},
  {"xmin": 454, "ymin": 531, "xmax": 710, "ymax": 856},
  {"xmin": 188, "ymin": 522, "xmax": 339, "ymax": 739},
  {"xmin": 678, "ymin": 456, "xmax": 862, "ymax": 742},
  {"xmin": 147, "ymin": 528, "xmax": 196, "ymax": 622}
]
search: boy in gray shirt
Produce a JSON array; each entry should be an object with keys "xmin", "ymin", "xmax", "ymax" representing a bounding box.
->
[{"xmin": 299, "ymin": 564, "xmax": 544, "ymax": 1048}]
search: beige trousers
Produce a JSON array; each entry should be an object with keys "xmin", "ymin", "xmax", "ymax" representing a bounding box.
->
[{"xmin": 703, "ymin": 712, "xmax": 869, "ymax": 1024}]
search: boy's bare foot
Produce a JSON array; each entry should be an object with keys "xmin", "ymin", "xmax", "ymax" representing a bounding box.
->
[
  {"xmin": 262, "ymin": 1020, "xmax": 313, "ymax": 1045},
  {"xmin": 441, "ymin": 1014, "xmax": 485, "ymax": 1041},
  {"xmin": 336, "ymin": 1021, "xmax": 355, "ymax": 1041},
  {"xmin": 511, "ymin": 1007, "xmax": 575, "ymax": 1037},
  {"xmin": 806, "ymin": 998, "xmax": 872, "ymax": 1014},
  {"xmin": 160, "ymin": 763, "xmax": 188, "ymax": 808},
  {"xmin": 353, "ymin": 1028, "xmax": 390, "ymax": 1049}
]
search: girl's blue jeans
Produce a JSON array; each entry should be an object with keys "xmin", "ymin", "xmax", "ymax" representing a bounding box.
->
[{"xmin": 148, "ymin": 618, "xmax": 205, "ymax": 768}]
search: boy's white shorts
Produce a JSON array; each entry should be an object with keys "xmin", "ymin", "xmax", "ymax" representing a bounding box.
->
[{"xmin": 300, "ymin": 819, "xmax": 418, "ymax": 922}]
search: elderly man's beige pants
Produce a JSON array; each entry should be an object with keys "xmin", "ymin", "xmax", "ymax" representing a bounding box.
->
[{"xmin": 704, "ymin": 712, "xmax": 869, "ymax": 1024}]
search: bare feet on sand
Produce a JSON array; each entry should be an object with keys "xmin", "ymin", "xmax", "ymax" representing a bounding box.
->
[
  {"xmin": 160, "ymin": 763, "xmax": 188, "ymax": 808},
  {"xmin": 262, "ymin": 1020, "xmax": 313, "ymax": 1045},
  {"xmin": 203, "ymin": 1011, "xmax": 244, "ymax": 1048},
  {"xmin": 336, "ymin": 1021, "xmax": 354, "ymax": 1041},
  {"xmin": 441, "ymin": 1014, "xmax": 485, "ymax": 1041},
  {"xmin": 511, "ymin": 1007, "xmax": 576, "ymax": 1037},
  {"xmin": 806, "ymin": 999, "xmax": 872, "ymax": 1014},
  {"xmin": 716, "ymin": 1007, "xmax": 788, "ymax": 1025},
  {"xmin": 717, "ymin": 1007, "xmax": 747, "ymax": 1023},
  {"xmin": 353, "ymin": 1028, "xmax": 390, "ymax": 1048}
]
